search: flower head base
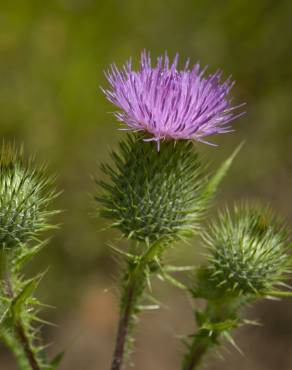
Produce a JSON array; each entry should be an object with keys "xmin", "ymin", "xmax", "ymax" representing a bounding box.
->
[
  {"xmin": 96, "ymin": 134, "xmax": 209, "ymax": 244},
  {"xmin": 196, "ymin": 204, "xmax": 290, "ymax": 299},
  {"xmin": 0, "ymin": 143, "xmax": 56, "ymax": 248},
  {"xmin": 102, "ymin": 51, "xmax": 245, "ymax": 149}
]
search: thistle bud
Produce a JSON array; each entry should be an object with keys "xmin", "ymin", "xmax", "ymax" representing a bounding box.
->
[
  {"xmin": 96, "ymin": 134, "xmax": 207, "ymax": 244},
  {"xmin": 196, "ymin": 204, "xmax": 290, "ymax": 298},
  {"xmin": 0, "ymin": 143, "xmax": 56, "ymax": 248}
]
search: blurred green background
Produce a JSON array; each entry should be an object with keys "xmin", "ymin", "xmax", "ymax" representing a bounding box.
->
[{"xmin": 1, "ymin": 0, "xmax": 292, "ymax": 369}]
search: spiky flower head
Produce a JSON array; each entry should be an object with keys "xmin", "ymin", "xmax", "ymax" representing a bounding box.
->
[
  {"xmin": 102, "ymin": 51, "xmax": 245, "ymax": 149},
  {"xmin": 196, "ymin": 204, "xmax": 291, "ymax": 299},
  {"xmin": 96, "ymin": 134, "xmax": 209, "ymax": 244},
  {"xmin": 0, "ymin": 143, "xmax": 57, "ymax": 248}
]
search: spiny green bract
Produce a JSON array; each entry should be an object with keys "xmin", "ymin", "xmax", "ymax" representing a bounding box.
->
[
  {"xmin": 198, "ymin": 203, "xmax": 290, "ymax": 298},
  {"xmin": 0, "ymin": 143, "xmax": 56, "ymax": 248},
  {"xmin": 96, "ymin": 134, "xmax": 207, "ymax": 244}
]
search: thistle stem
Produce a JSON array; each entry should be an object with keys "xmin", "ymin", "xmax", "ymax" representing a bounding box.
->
[
  {"xmin": 182, "ymin": 332, "xmax": 218, "ymax": 370},
  {"xmin": 110, "ymin": 241, "xmax": 161, "ymax": 370},
  {"xmin": 110, "ymin": 274, "xmax": 139, "ymax": 370},
  {"xmin": 2, "ymin": 251, "xmax": 41, "ymax": 370},
  {"xmin": 14, "ymin": 322, "xmax": 41, "ymax": 370},
  {"xmin": 182, "ymin": 301, "xmax": 233, "ymax": 370}
]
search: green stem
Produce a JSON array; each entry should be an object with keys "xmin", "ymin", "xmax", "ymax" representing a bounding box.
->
[
  {"xmin": 110, "ymin": 241, "xmax": 162, "ymax": 370},
  {"xmin": 182, "ymin": 300, "xmax": 238, "ymax": 370},
  {"xmin": 110, "ymin": 276, "xmax": 139, "ymax": 370},
  {"xmin": 14, "ymin": 322, "xmax": 41, "ymax": 370},
  {"xmin": 182, "ymin": 331, "xmax": 218, "ymax": 370},
  {"xmin": 2, "ymin": 250, "xmax": 42, "ymax": 370}
]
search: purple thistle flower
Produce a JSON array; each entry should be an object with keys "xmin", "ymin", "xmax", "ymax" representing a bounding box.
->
[{"xmin": 102, "ymin": 51, "xmax": 245, "ymax": 150}]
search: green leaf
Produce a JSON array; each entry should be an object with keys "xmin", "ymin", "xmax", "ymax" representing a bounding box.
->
[
  {"xmin": 202, "ymin": 142, "xmax": 244, "ymax": 202},
  {"xmin": 222, "ymin": 331, "xmax": 243, "ymax": 355},
  {"xmin": 11, "ymin": 280, "xmax": 38, "ymax": 319},
  {"xmin": 107, "ymin": 243, "xmax": 136, "ymax": 260},
  {"xmin": 265, "ymin": 290, "xmax": 292, "ymax": 298},
  {"xmin": 144, "ymin": 293, "xmax": 166, "ymax": 309},
  {"xmin": 163, "ymin": 265, "xmax": 196, "ymax": 272},
  {"xmin": 137, "ymin": 304, "xmax": 160, "ymax": 310},
  {"xmin": 195, "ymin": 310, "xmax": 208, "ymax": 326},
  {"xmin": 0, "ymin": 306, "xmax": 10, "ymax": 325},
  {"xmin": 49, "ymin": 350, "xmax": 66, "ymax": 370},
  {"xmin": 160, "ymin": 271, "xmax": 188, "ymax": 290},
  {"xmin": 201, "ymin": 318, "xmax": 239, "ymax": 333},
  {"xmin": 13, "ymin": 241, "xmax": 47, "ymax": 271},
  {"xmin": 242, "ymin": 319, "xmax": 262, "ymax": 327}
]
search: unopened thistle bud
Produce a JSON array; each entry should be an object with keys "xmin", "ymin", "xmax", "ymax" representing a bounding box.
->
[
  {"xmin": 196, "ymin": 204, "xmax": 290, "ymax": 299},
  {"xmin": 0, "ymin": 143, "xmax": 56, "ymax": 248},
  {"xmin": 96, "ymin": 134, "xmax": 207, "ymax": 244}
]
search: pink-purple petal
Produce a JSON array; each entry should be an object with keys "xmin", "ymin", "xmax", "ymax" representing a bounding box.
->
[{"xmin": 102, "ymin": 51, "xmax": 245, "ymax": 146}]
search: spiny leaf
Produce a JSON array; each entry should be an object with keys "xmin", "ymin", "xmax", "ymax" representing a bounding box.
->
[
  {"xmin": 107, "ymin": 243, "xmax": 136, "ymax": 261},
  {"xmin": 264, "ymin": 290, "xmax": 292, "ymax": 298},
  {"xmin": 12, "ymin": 240, "xmax": 47, "ymax": 271},
  {"xmin": 137, "ymin": 304, "xmax": 160, "ymax": 310},
  {"xmin": 202, "ymin": 319, "xmax": 239, "ymax": 332},
  {"xmin": 202, "ymin": 142, "xmax": 244, "ymax": 202},
  {"xmin": 159, "ymin": 271, "xmax": 188, "ymax": 290},
  {"xmin": 242, "ymin": 319, "xmax": 262, "ymax": 327},
  {"xmin": 49, "ymin": 350, "xmax": 66, "ymax": 370},
  {"xmin": 0, "ymin": 307, "xmax": 10, "ymax": 325},
  {"xmin": 163, "ymin": 265, "xmax": 196, "ymax": 272},
  {"xmin": 12, "ymin": 280, "xmax": 38, "ymax": 319},
  {"xmin": 222, "ymin": 331, "xmax": 243, "ymax": 355},
  {"xmin": 144, "ymin": 293, "xmax": 167, "ymax": 309}
]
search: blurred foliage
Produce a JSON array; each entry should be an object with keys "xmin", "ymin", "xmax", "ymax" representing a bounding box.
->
[{"xmin": 0, "ymin": 0, "xmax": 292, "ymax": 369}]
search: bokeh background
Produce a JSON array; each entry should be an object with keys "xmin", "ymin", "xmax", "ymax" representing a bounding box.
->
[{"xmin": 1, "ymin": 0, "xmax": 292, "ymax": 369}]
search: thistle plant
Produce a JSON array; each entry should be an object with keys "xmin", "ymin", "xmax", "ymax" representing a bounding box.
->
[
  {"xmin": 0, "ymin": 143, "xmax": 60, "ymax": 370},
  {"xmin": 1, "ymin": 52, "xmax": 290, "ymax": 370},
  {"xmin": 97, "ymin": 51, "xmax": 246, "ymax": 370},
  {"xmin": 182, "ymin": 204, "xmax": 291, "ymax": 370}
]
